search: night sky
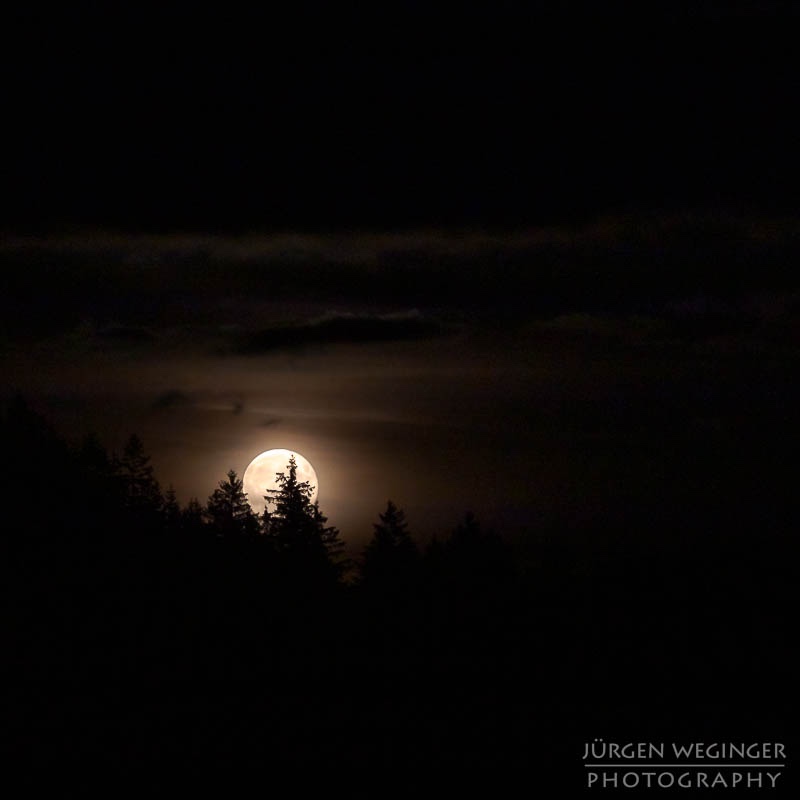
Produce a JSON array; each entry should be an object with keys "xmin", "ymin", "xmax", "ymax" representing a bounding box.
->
[
  {"xmin": 4, "ymin": 4, "xmax": 800, "ymax": 231},
  {"xmin": 3, "ymin": 3, "xmax": 799, "ymax": 551},
  {"xmin": 3, "ymin": 3, "xmax": 800, "ymax": 789}
]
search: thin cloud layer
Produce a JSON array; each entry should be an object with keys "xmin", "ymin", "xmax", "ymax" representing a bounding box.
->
[
  {"xmin": 4, "ymin": 212, "xmax": 799, "ymax": 331},
  {"xmin": 235, "ymin": 310, "xmax": 446, "ymax": 354}
]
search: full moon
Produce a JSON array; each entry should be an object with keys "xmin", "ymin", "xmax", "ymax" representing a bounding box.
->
[{"xmin": 242, "ymin": 449, "xmax": 319, "ymax": 516}]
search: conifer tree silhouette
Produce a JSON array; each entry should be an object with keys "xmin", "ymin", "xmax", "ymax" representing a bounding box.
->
[
  {"xmin": 114, "ymin": 434, "xmax": 164, "ymax": 529},
  {"xmin": 264, "ymin": 454, "xmax": 344, "ymax": 576},
  {"xmin": 162, "ymin": 485, "xmax": 181, "ymax": 532},
  {"xmin": 360, "ymin": 500, "xmax": 418, "ymax": 587},
  {"xmin": 181, "ymin": 497, "xmax": 206, "ymax": 537},
  {"xmin": 206, "ymin": 469, "xmax": 260, "ymax": 539},
  {"xmin": 313, "ymin": 500, "xmax": 349, "ymax": 578}
]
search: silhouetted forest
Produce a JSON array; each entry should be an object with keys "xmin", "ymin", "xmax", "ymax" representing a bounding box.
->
[{"xmin": 2, "ymin": 397, "xmax": 797, "ymax": 791}]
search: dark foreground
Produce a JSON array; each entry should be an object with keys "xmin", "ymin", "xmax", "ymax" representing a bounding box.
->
[{"xmin": 2, "ymin": 403, "xmax": 798, "ymax": 794}]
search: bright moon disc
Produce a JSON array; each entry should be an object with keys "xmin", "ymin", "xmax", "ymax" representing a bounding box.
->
[{"xmin": 242, "ymin": 449, "xmax": 319, "ymax": 516}]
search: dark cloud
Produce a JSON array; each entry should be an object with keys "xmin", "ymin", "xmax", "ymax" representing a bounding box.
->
[
  {"xmin": 3, "ymin": 215, "xmax": 800, "ymax": 332},
  {"xmin": 235, "ymin": 310, "xmax": 446, "ymax": 354},
  {"xmin": 94, "ymin": 326, "xmax": 155, "ymax": 346},
  {"xmin": 152, "ymin": 390, "xmax": 192, "ymax": 411},
  {"xmin": 151, "ymin": 391, "xmax": 251, "ymax": 417}
]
